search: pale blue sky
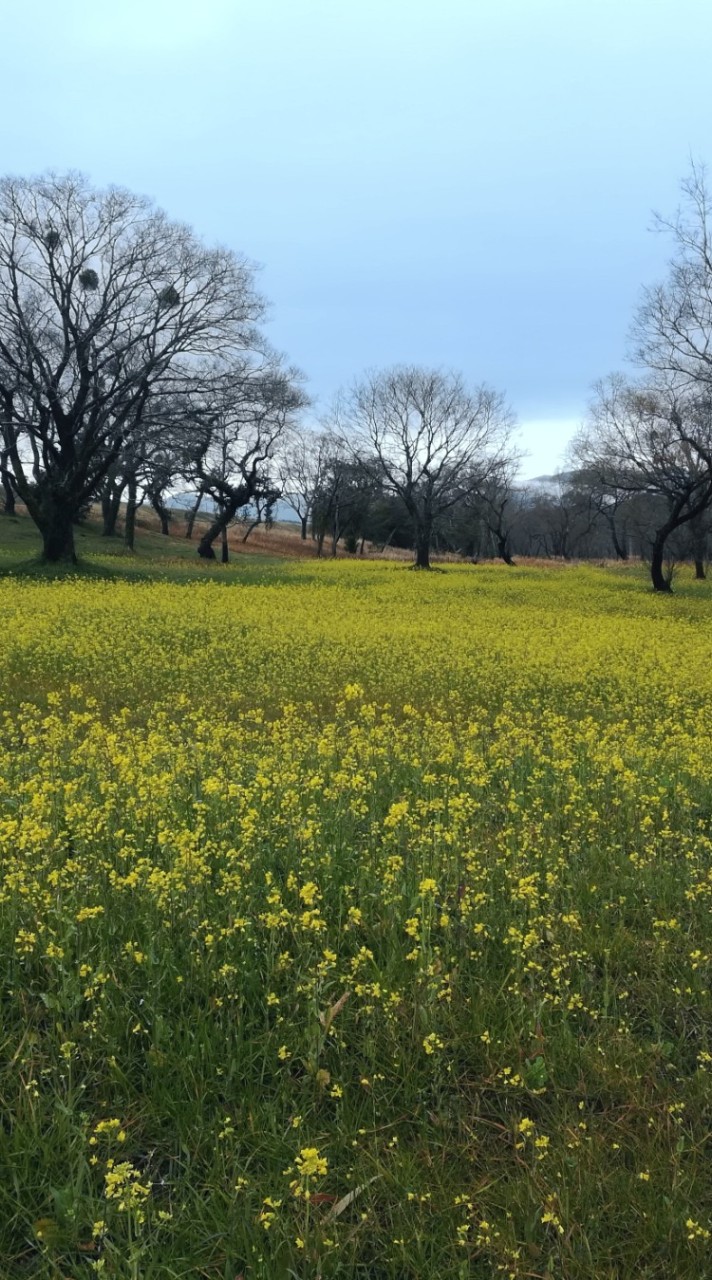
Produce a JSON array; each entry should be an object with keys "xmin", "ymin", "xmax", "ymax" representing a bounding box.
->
[{"xmin": 2, "ymin": 0, "xmax": 711, "ymax": 474}]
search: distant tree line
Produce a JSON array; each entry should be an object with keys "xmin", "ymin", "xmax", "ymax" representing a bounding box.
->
[{"xmin": 1, "ymin": 168, "xmax": 712, "ymax": 589}]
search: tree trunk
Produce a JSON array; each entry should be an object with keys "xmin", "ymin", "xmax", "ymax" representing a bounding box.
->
[
  {"xmin": 1, "ymin": 457, "xmax": 15, "ymax": 515},
  {"xmin": 496, "ymin": 532, "xmax": 516, "ymax": 566},
  {"xmin": 197, "ymin": 498, "xmax": 241, "ymax": 559},
  {"xmin": 301, "ymin": 515, "xmax": 308, "ymax": 540},
  {"xmin": 101, "ymin": 483, "xmax": 123, "ymax": 537},
  {"xmin": 329, "ymin": 502, "xmax": 340, "ymax": 557},
  {"xmin": 185, "ymin": 490, "xmax": 204, "ymax": 539},
  {"xmin": 691, "ymin": 520, "xmax": 707, "ymax": 579},
  {"xmin": 241, "ymin": 518, "xmax": 261, "ymax": 543},
  {"xmin": 40, "ymin": 504, "xmax": 77, "ymax": 564},
  {"xmin": 221, "ymin": 522, "xmax": 229, "ymax": 563},
  {"xmin": 150, "ymin": 492, "xmax": 171, "ymax": 535},
  {"xmin": 414, "ymin": 528, "xmax": 431, "ymax": 569},
  {"xmin": 124, "ymin": 477, "xmax": 139, "ymax": 551},
  {"xmin": 609, "ymin": 520, "xmax": 628, "ymax": 561},
  {"xmin": 650, "ymin": 532, "xmax": 673, "ymax": 593}
]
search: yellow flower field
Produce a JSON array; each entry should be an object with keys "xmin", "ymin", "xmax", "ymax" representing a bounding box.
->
[{"xmin": 2, "ymin": 560, "xmax": 712, "ymax": 1278}]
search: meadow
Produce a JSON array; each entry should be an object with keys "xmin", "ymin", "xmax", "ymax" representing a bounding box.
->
[{"xmin": 1, "ymin": 553, "xmax": 712, "ymax": 1279}]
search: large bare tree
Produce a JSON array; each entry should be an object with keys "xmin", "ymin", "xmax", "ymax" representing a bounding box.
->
[
  {"xmin": 338, "ymin": 366, "xmax": 514, "ymax": 569},
  {"xmin": 633, "ymin": 164, "xmax": 712, "ymax": 396},
  {"xmin": 0, "ymin": 172, "xmax": 265, "ymax": 562},
  {"xmin": 187, "ymin": 358, "xmax": 306, "ymax": 562},
  {"xmin": 573, "ymin": 375, "xmax": 712, "ymax": 591}
]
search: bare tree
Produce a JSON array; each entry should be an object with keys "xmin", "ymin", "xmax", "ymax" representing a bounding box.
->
[
  {"xmin": 317, "ymin": 445, "xmax": 348, "ymax": 555},
  {"xmin": 573, "ymin": 375, "xmax": 712, "ymax": 591},
  {"xmin": 633, "ymin": 164, "xmax": 712, "ymax": 395},
  {"xmin": 471, "ymin": 456, "xmax": 523, "ymax": 565},
  {"xmin": 569, "ymin": 465, "xmax": 636, "ymax": 561},
  {"xmin": 98, "ymin": 419, "xmax": 179, "ymax": 543},
  {"xmin": 0, "ymin": 172, "xmax": 266, "ymax": 562},
  {"xmin": 338, "ymin": 366, "xmax": 514, "ymax": 569},
  {"xmin": 187, "ymin": 359, "xmax": 306, "ymax": 562},
  {"xmin": 275, "ymin": 428, "xmax": 332, "ymax": 540}
]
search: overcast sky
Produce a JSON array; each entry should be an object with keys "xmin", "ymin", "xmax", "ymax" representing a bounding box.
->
[{"xmin": 2, "ymin": 0, "xmax": 711, "ymax": 474}]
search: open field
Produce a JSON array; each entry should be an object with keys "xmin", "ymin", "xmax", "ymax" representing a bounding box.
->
[
  {"xmin": 2, "ymin": 551, "xmax": 712, "ymax": 1278},
  {"xmin": 0, "ymin": 504, "xmax": 643, "ymax": 578}
]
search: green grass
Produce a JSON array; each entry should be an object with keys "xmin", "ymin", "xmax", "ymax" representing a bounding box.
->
[{"xmin": 0, "ymin": 509, "xmax": 291, "ymax": 585}]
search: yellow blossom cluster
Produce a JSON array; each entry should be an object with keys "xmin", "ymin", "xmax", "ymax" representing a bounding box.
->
[{"xmin": 2, "ymin": 560, "xmax": 712, "ymax": 1276}]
